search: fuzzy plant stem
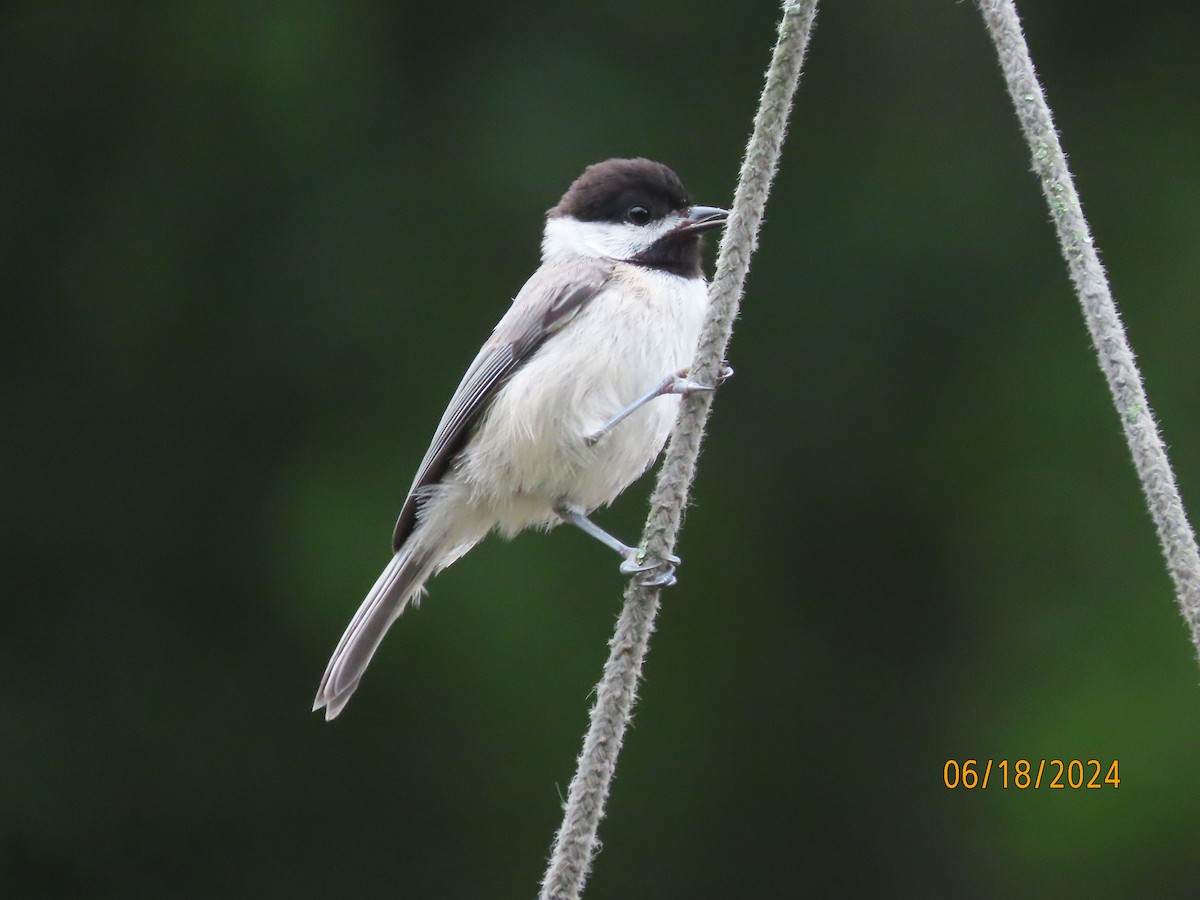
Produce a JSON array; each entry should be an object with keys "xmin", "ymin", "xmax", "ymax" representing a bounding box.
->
[
  {"xmin": 977, "ymin": 0, "xmax": 1200, "ymax": 647},
  {"xmin": 537, "ymin": 3, "xmax": 820, "ymax": 898}
]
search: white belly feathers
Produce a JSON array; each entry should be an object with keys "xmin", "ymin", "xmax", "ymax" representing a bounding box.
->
[{"xmin": 455, "ymin": 264, "xmax": 708, "ymax": 533}]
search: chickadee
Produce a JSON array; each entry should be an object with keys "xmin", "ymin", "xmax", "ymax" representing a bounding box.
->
[{"xmin": 313, "ymin": 158, "xmax": 728, "ymax": 720}]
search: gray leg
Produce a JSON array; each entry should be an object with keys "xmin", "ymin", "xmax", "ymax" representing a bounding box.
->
[
  {"xmin": 585, "ymin": 363, "xmax": 735, "ymax": 446},
  {"xmin": 555, "ymin": 504, "xmax": 680, "ymax": 587}
]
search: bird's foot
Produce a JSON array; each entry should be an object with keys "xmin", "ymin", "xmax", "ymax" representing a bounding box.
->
[
  {"xmin": 585, "ymin": 362, "xmax": 734, "ymax": 446},
  {"xmin": 619, "ymin": 546, "xmax": 681, "ymax": 587},
  {"xmin": 666, "ymin": 361, "xmax": 734, "ymax": 397}
]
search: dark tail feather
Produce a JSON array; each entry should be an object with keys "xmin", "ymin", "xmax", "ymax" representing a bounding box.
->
[{"xmin": 313, "ymin": 545, "xmax": 435, "ymax": 721}]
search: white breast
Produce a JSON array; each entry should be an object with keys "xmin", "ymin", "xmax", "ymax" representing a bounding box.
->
[{"xmin": 457, "ymin": 264, "xmax": 708, "ymax": 534}]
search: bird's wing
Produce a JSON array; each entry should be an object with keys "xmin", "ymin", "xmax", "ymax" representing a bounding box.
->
[{"xmin": 391, "ymin": 256, "xmax": 614, "ymax": 550}]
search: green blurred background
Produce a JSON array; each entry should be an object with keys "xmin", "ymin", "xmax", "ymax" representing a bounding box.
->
[{"xmin": 3, "ymin": 1, "xmax": 1199, "ymax": 896}]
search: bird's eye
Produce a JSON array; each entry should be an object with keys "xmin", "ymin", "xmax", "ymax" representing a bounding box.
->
[{"xmin": 626, "ymin": 205, "xmax": 651, "ymax": 225}]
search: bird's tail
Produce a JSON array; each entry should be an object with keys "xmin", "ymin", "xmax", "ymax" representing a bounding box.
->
[{"xmin": 313, "ymin": 544, "xmax": 437, "ymax": 721}]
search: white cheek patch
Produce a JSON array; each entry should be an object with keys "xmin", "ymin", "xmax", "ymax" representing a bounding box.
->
[{"xmin": 542, "ymin": 216, "xmax": 679, "ymax": 262}]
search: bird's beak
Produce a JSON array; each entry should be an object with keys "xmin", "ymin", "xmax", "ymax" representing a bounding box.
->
[{"xmin": 675, "ymin": 205, "xmax": 729, "ymax": 235}]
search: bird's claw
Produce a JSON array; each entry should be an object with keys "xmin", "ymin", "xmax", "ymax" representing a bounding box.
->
[
  {"xmin": 672, "ymin": 377, "xmax": 714, "ymax": 395},
  {"xmin": 619, "ymin": 547, "xmax": 681, "ymax": 587},
  {"xmin": 673, "ymin": 361, "xmax": 733, "ymax": 396},
  {"xmin": 638, "ymin": 565, "xmax": 677, "ymax": 588}
]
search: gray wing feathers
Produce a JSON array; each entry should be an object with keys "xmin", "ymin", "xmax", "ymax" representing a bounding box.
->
[
  {"xmin": 390, "ymin": 259, "xmax": 612, "ymax": 550},
  {"xmin": 390, "ymin": 345, "xmax": 518, "ymax": 549},
  {"xmin": 532, "ymin": 276, "xmax": 605, "ymax": 340},
  {"xmin": 314, "ymin": 258, "xmax": 612, "ymax": 721}
]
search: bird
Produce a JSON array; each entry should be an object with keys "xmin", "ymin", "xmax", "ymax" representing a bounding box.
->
[{"xmin": 313, "ymin": 158, "xmax": 728, "ymax": 720}]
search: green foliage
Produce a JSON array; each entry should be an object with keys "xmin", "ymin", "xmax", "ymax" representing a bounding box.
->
[{"xmin": 2, "ymin": 1, "xmax": 1198, "ymax": 896}]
